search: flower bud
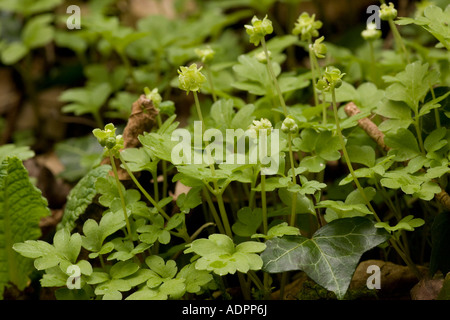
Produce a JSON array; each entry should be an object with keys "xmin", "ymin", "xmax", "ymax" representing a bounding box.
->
[
  {"xmin": 144, "ymin": 87, "xmax": 162, "ymax": 108},
  {"xmin": 245, "ymin": 15, "xmax": 273, "ymax": 46},
  {"xmin": 281, "ymin": 116, "xmax": 299, "ymax": 134},
  {"xmin": 292, "ymin": 12, "xmax": 322, "ymax": 41},
  {"xmin": 316, "ymin": 66, "xmax": 346, "ymax": 92},
  {"xmin": 379, "ymin": 2, "xmax": 397, "ymax": 20},
  {"xmin": 178, "ymin": 63, "xmax": 207, "ymax": 95},
  {"xmin": 361, "ymin": 23, "xmax": 382, "ymax": 41},
  {"xmin": 255, "ymin": 50, "xmax": 271, "ymax": 64},
  {"xmin": 195, "ymin": 46, "xmax": 215, "ymax": 63},
  {"xmin": 311, "ymin": 36, "xmax": 327, "ymax": 58}
]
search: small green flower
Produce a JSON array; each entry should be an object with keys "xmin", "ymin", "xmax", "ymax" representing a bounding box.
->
[
  {"xmin": 311, "ymin": 36, "xmax": 327, "ymax": 58},
  {"xmin": 281, "ymin": 116, "xmax": 299, "ymax": 134},
  {"xmin": 361, "ymin": 23, "xmax": 382, "ymax": 41},
  {"xmin": 379, "ymin": 2, "xmax": 398, "ymax": 20},
  {"xmin": 248, "ymin": 118, "xmax": 273, "ymax": 138},
  {"xmin": 292, "ymin": 12, "xmax": 322, "ymax": 41},
  {"xmin": 316, "ymin": 66, "xmax": 345, "ymax": 92},
  {"xmin": 93, "ymin": 123, "xmax": 124, "ymax": 157},
  {"xmin": 245, "ymin": 15, "xmax": 273, "ymax": 46},
  {"xmin": 144, "ymin": 87, "xmax": 162, "ymax": 108},
  {"xmin": 177, "ymin": 63, "xmax": 207, "ymax": 95},
  {"xmin": 255, "ymin": 50, "xmax": 272, "ymax": 64},
  {"xmin": 195, "ymin": 46, "xmax": 215, "ymax": 63}
]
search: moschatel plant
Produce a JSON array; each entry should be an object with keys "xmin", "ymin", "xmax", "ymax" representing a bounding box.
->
[{"xmin": 5, "ymin": 0, "xmax": 450, "ymax": 300}]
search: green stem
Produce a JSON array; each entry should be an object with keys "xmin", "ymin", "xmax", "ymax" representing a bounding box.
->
[
  {"xmin": 288, "ymin": 134, "xmax": 298, "ymax": 226},
  {"xmin": 206, "ymin": 65, "xmax": 217, "ymax": 102},
  {"xmin": 202, "ymin": 187, "xmax": 226, "ymax": 234},
  {"xmin": 331, "ymin": 89, "xmax": 379, "ymax": 221},
  {"xmin": 388, "ymin": 19, "xmax": 410, "ymax": 64},
  {"xmin": 308, "ymin": 40, "xmax": 320, "ymax": 108},
  {"xmin": 215, "ymin": 186, "xmax": 233, "ymax": 238},
  {"xmin": 261, "ymin": 37, "xmax": 288, "ymax": 116},
  {"xmin": 119, "ymin": 154, "xmax": 170, "ymax": 221},
  {"xmin": 414, "ymin": 112, "xmax": 425, "ymax": 154},
  {"xmin": 193, "ymin": 91, "xmax": 204, "ymax": 127},
  {"xmin": 109, "ymin": 153, "xmax": 133, "ymax": 240},
  {"xmin": 261, "ymin": 173, "xmax": 268, "ymax": 235}
]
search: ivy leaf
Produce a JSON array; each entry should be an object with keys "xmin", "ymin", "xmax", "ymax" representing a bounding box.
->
[{"xmin": 261, "ymin": 217, "xmax": 390, "ymax": 299}]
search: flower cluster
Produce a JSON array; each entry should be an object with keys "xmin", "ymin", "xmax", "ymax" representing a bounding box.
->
[
  {"xmin": 178, "ymin": 63, "xmax": 206, "ymax": 94},
  {"xmin": 316, "ymin": 66, "xmax": 346, "ymax": 92},
  {"xmin": 93, "ymin": 123, "xmax": 124, "ymax": 157},
  {"xmin": 379, "ymin": 2, "xmax": 398, "ymax": 20},
  {"xmin": 245, "ymin": 15, "xmax": 273, "ymax": 46},
  {"xmin": 292, "ymin": 12, "xmax": 322, "ymax": 41},
  {"xmin": 248, "ymin": 118, "xmax": 273, "ymax": 138}
]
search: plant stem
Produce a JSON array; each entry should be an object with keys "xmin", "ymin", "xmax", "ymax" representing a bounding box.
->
[
  {"xmin": 261, "ymin": 37, "xmax": 288, "ymax": 116},
  {"xmin": 308, "ymin": 40, "xmax": 320, "ymax": 108},
  {"xmin": 119, "ymin": 154, "xmax": 170, "ymax": 221},
  {"xmin": 109, "ymin": 153, "xmax": 133, "ymax": 240},
  {"xmin": 387, "ymin": 19, "xmax": 410, "ymax": 64},
  {"xmin": 331, "ymin": 89, "xmax": 379, "ymax": 221},
  {"xmin": 414, "ymin": 112, "xmax": 425, "ymax": 154},
  {"xmin": 261, "ymin": 173, "xmax": 268, "ymax": 235},
  {"xmin": 288, "ymin": 134, "xmax": 298, "ymax": 226},
  {"xmin": 193, "ymin": 91, "xmax": 204, "ymax": 127},
  {"xmin": 215, "ymin": 186, "xmax": 233, "ymax": 238},
  {"xmin": 206, "ymin": 66, "xmax": 217, "ymax": 102},
  {"xmin": 203, "ymin": 187, "xmax": 226, "ymax": 234}
]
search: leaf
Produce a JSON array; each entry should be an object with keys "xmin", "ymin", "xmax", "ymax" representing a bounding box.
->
[
  {"xmin": 424, "ymin": 127, "xmax": 447, "ymax": 153},
  {"xmin": 430, "ymin": 211, "xmax": 450, "ymax": 276},
  {"xmin": 232, "ymin": 207, "xmax": 263, "ymax": 237},
  {"xmin": 187, "ymin": 234, "xmax": 266, "ymax": 276},
  {"xmin": 278, "ymin": 188, "xmax": 315, "ymax": 215},
  {"xmin": 384, "ymin": 128, "xmax": 420, "ymax": 161},
  {"xmin": 22, "ymin": 14, "xmax": 54, "ymax": 49},
  {"xmin": 58, "ymin": 165, "xmax": 111, "ymax": 232},
  {"xmin": 54, "ymin": 135, "xmax": 103, "ymax": 182},
  {"xmin": 375, "ymin": 215, "xmax": 425, "ymax": 233},
  {"xmin": 176, "ymin": 186, "xmax": 202, "ymax": 214},
  {"xmin": 384, "ymin": 62, "xmax": 439, "ymax": 112},
  {"xmin": 261, "ymin": 217, "xmax": 390, "ymax": 299},
  {"xmin": 0, "ymin": 144, "xmax": 34, "ymax": 163},
  {"xmin": 347, "ymin": 145, "xmax": 375, "ymax": 167},
  {"xmin": 1, "ymin": 157, "xmax": 50, "ymax": 295},
  {"xmin": 1, "ymin": 42, "xmax": 28, "ymax": 65}
]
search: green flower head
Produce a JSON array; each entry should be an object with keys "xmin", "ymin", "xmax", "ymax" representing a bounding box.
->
[
  {"xmin": 311, "ymin": 36, "xmax": 327, "ymax": 58},
  {"xmin": 379, "ymin": 2, "xmax": 398, "ymax": 20},
  {"xmin": 248, "ymin": 118, "xmax": 273, "ymax": 138},
  {"xmin": 245, "ymin": 15, "xmax": 273, "ymax": 46},
  {"xmin": 316, "ymin": 66, "xmax": 345, "ymax": 92},
  {"xmin": 361, "ymin": 22, "xmax": 382, "ymax": 41},
  {"xmin": 178, "ymin": 63, "xmax": 207, "ymax": 94},
  {"xmin": 281, "ymin": 116, "xmax": 299, "ymax": 134},
  {"xmin": 292, "ymin": 12, "xmax": 322, "ymax": 41},
  {"xmin": 144, "ymin": 87, "xmax": 162, "ymax": 108},
  {"xmin": 195, "ymin": 46, "xmax": 215, "ymax": 63},
  {"xmin": 93, "ymin": 123, "xmax": 124, "ymax": 157}
]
